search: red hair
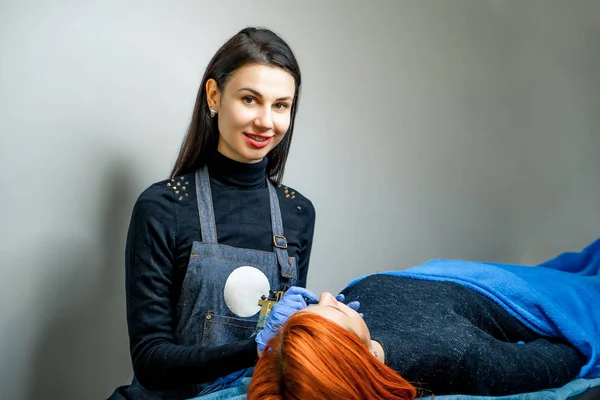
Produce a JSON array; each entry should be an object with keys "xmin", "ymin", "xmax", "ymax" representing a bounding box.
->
[{"xmin": 248, "ymin": 312, "xmax": 417, "ymax": 400}]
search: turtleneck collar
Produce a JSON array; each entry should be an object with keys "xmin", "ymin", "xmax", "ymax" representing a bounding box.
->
[{"xmin": 206, "ymin": 151, "xmax": 268, "ymax": 189}]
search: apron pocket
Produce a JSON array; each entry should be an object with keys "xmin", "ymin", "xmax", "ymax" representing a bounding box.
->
[{"xmin": 201, "ymin": 311, "xmax": 258, "ymax": 347}]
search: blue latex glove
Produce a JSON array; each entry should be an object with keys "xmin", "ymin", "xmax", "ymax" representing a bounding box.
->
[{"xmin": 256, "ymin": 286, "xmax": 318, "ymax": 352}]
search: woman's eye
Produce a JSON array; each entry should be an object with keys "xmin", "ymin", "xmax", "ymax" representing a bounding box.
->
[
  {"xmin": 243, "ymin": 96, "xmax": 257, "ymax": 105},
  {"xmin": 274, "ymin": 103, "xmax": 289, "ymax": 110}
]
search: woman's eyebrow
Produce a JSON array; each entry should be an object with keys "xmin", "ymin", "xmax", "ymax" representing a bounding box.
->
[
  {"xmin": 326, "ymin": 305, "xmax": 349, "ymax": 317},
  {"xmin": 237, "ymin": 87, "xmax": 292, "ymax": 101}
]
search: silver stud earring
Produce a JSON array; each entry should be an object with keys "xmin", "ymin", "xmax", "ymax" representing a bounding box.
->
[{"xmin": 209, "ymin": 109, "xmax": 216, "ymax": 118}]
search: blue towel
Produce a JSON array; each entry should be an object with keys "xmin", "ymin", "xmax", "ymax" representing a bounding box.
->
[
  {"xmin": 422, "ymin": 378, "xmax": 600, "ymax": 400},
  {"xmin": 188, "ymin": 378, "xmax": 250, "ymax": 400},
  {"xmin": 188, "ymin": 378, "xmax": 600, "ymax": 400},
  {"xmin": 347, "ymin": 239, "xmax": 600, "ymax": 379}
]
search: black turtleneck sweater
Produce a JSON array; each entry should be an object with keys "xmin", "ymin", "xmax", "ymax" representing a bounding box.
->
[{"xmin": 124, "ymin": 152, "xmax": 315, "ymax": 390}]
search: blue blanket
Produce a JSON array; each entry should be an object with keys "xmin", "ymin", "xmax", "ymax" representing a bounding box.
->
[
  {"xmin": 347, "ymin": 239, "xmax": 600, "ymax": 379},
  {"xmin": 190, "ymin": 378, "xmax": 600, "ymax": 400},
  {"xmin": 423, "ymin": 378, "xmax": 600, "ymax": 400}
]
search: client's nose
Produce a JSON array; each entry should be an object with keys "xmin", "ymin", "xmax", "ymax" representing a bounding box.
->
[{"xmin": 318, "ymin": 292, "xmax": 338, "ymax": 307}]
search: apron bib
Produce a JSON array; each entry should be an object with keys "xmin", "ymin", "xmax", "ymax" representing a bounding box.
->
[{"xmin": 113, "ymin": 166, "xmax": 297, "ymax": 399}]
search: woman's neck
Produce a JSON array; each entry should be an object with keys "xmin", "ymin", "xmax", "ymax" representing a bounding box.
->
[{"xmin": 207, "ymin": 151, "xmax": 268, "ymax": 189}]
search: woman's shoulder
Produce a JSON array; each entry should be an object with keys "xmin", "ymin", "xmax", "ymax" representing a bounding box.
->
[
  {"xmin": 133, "ymin": 172, "xmax": 197, "ymax": 213},
  {"xmin": 274, "ymin": 183, "xmax": 315, "ymax": 216}
]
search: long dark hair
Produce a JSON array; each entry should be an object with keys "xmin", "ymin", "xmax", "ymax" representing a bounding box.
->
[{"xmin": 170, "ymin": 27, "xmax": 302, "ymax": 184}]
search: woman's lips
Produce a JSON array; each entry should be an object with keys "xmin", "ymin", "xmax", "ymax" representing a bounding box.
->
[{"xmin": 244, "ymin": 132, "xmax": 272, "ymax": 148}]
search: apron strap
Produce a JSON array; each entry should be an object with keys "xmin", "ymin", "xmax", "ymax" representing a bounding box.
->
[
  {"xmin": 267, "ymin": 181, "xmax": 296, "ymax": 280},
  {"xmin": 195, "ymin": 166, "xmax": 218, "ymax": 244},
  {"xmin": 196, "ymin": 165, "xmax": 296, "ymax": 281}
]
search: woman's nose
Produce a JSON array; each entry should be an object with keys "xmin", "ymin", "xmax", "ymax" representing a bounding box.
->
[
  {"xmin": 318, "ymin": 292, "xmax": 338, "ymax": 307},
  {"xmin": 254, "ymin": 107, "xmax": 274, "ymax": 130}
]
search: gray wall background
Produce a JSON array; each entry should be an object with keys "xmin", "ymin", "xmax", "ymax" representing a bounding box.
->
[{"xmin": 1, "ymin": 1, "xmax": 598, "ymax": 399}]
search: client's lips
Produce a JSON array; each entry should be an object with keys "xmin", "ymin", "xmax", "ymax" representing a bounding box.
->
[{"xmin": 244, "ymin": 132, "xmax": 272, "ymax": 148}]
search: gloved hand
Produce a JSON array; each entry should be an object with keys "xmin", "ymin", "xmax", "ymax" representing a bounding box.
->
[{"xmin": 256, "ymin": 286, "xmax": 318, "ymax": 352}]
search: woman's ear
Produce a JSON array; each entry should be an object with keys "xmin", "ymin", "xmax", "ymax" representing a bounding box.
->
[{"xmin": 206, "ymin": 78, "xmax": 220, "ymax": 112}]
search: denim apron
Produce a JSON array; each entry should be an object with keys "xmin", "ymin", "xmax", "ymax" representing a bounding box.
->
[{"xmin": 110, "ymin": 166, "xmax": 297, "ymax": 400}]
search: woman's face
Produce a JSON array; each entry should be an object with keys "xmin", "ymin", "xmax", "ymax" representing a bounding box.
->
[
  {"xmin": 300, "ymin": 292, "xmax": 372, "ymax": 347},
  {"xmin": 207, "ymin": 64, "xmax": 296, "ymax": 164}
]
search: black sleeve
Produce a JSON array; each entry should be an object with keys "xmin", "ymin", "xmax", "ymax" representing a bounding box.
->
[
  {"xmin": 295, "ymin": 200, "xmax": 315, "ymax": 288},
  {"xmin": 125, "ymin": 185, "xmax": 257, "ymax": 391},
  {"xmin": 453, "ymin": 333, "xmax": 585, "ymax": 396}
]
